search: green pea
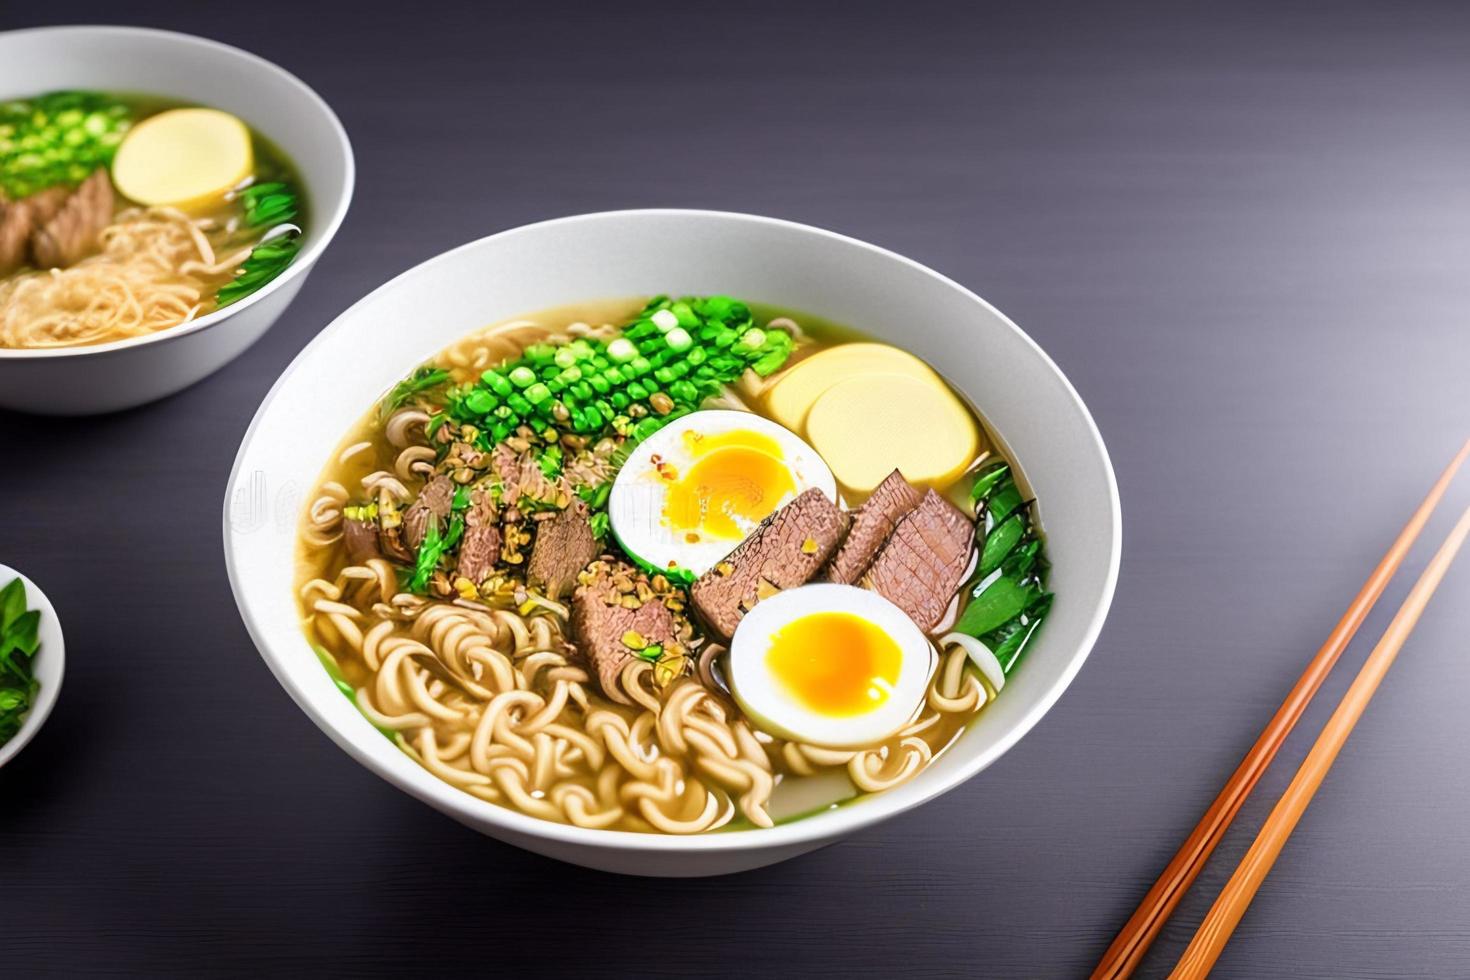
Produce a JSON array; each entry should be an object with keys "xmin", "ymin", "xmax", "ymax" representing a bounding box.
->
[
  {"xmin": 607, "ymin": 338, "xmax": 638, "ymax": 363},
  {"xmin": 464, "ymin": 389, "xmax": 497, "ymax": 414}
]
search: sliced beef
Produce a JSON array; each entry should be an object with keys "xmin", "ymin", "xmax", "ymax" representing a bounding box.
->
[
  {"xmin": 343, "ymin": 516, "xmax": 383, "ymax": 564},
  {"xmin": 825, "ymin": 468, "xmax": 923, "ymax": 585},
  {"xmin": 866, "ymin": 489, "xmax": 974, "ymax": 633},
  {"xmin": 31, "ymin": 169, "xmax": 113, "ymax": 269},
  {"xmin": 454, "ymin": 490, "xmax": 502, "ymax": 585},
  {"xmin": 0, "ymin": 185, "xmax": 69, "ymax": 276},
  {"xmin": 402, "ymin": 475, "xmax": 454, "ymax": 550},
  {"xmin": 527, "ymin": 498, "xmax": 599, "ymax": 598},
  {"xmin": 378, "ymin": 524, "xmax": 414, "ymax": 563},
  {"xmin": 691, "ymin": 488, "xmax": 849, "ymax": 640},
  {"xmin": 571, "ymin": 561, "xmax": 679, "ymax": 703},
  {"xmin": 0, "ymin": 199, "xmax": 34, "ymax": 276}
]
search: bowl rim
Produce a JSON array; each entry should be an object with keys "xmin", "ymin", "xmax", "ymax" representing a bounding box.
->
[
  {"xmin": 0, "ymin": 24, "xmax": 356, "ymax": 361},
  {"xmin": 224, "ymin": 208, "xmax": 1122, "ymax": 853},
  {"xmin": 0, "ymin": 564, "xmax": 66, "ymax": 770}
]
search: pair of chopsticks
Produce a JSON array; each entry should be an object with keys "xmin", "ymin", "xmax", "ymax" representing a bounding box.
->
[{"xmin": 1093, "ymin": 439, "xmax": 1470, "ymax": 979}]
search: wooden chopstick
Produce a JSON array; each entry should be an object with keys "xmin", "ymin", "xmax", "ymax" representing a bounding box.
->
[
  {"xmin": 1169, "ymin": 499, "xmax": 1470, "ymax": 978},
  {"xmin": 1091, "ymin": 440, "xmax": 1470, "ymax": 979}
]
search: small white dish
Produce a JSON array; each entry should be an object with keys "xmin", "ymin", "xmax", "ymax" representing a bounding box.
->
[
  {"xmin": 0, "ymin": 564, "xmax": 65, "ymax": 769},
  {"xmin": 0, "ymin": 25, "xmax": 355, "ymax": 415}
]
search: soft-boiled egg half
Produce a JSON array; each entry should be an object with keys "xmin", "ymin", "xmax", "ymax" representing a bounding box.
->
[
  {"xmin": 609, "ymin": 410, "xmax": 836, "ymax": 578},
  {"xmin": 729, "ymin": 584, "xmax": 933, "ymax": 748}
]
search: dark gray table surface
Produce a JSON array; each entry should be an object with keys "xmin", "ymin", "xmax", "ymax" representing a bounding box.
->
[{"xmin": 3, "ymin": 2, "xmax": 1468, "ymax": 977}]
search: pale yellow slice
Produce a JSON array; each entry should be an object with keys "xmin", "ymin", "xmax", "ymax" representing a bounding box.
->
[
  {"xmin": 805, "ymin": 372, "xmax": 978, "ymax": 494},
  {"xmin": 763, "ymin": 342, "xmax": 941, "ymax": 432},
  {"xmin": 111, "ymin": 108, "xmax": 253, "ymax": 212}
]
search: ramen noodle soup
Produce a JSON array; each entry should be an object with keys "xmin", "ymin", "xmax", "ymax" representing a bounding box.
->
[
  {"xmin": 298, "ymin": 297, "xmax": 1052, "ymax": 834},
  {"xmin": 0, "ymin": 90, "xmax": 306, "ymax": 349}
]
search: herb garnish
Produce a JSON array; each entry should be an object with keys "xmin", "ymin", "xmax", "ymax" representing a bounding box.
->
[
  {"xmin": 953, "ymin": 462, "xmax": 1053, "ymax": 673},
  {"xmin": 216, "ymin": 233, "xmax": 302, "ymax": 307},
  {"xmin": 0, "ymin": 577, "xmax": 41, "ymax": 746}
]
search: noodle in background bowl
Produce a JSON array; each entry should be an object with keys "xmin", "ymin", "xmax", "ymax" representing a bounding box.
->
[
  {"xmin": 0, "ymin": 26, "xmax": 353, "ymax": 415},
  {"xmin": 225, "ymin": 210, "xmax": 1121, "ymax": 876}
]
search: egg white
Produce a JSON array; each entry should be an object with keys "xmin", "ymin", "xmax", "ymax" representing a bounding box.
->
[
  {"xmin": 608, "ymin": 409, "xmax": 836, "ymax": 578},
  {"xmin": 728, "ymin": 584, "xmax": 933, "ymax": 749}
]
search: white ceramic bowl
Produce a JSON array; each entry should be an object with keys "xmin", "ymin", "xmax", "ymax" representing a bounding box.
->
[
  {"xmin": 224, "ymin": 210, "xmax": 1121, "ymax": 876},
  {"xmin": 0, "ymin": 565, "xmax": 65, "ymax": 770},
  {"xmin": 0, "ymin": 26, "xmax": 354, "ymax": 415}
]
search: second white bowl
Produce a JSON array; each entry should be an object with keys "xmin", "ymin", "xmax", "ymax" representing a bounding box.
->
[{"xmin": 0, "ymin": 26, "xmax": 354, "ymax": 415}]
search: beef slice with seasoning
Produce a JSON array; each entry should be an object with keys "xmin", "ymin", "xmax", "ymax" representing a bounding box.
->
[
  {"xmin": 691, "ymin": 487, "xmax": 849, "ymax": 640},
  {"xmin": 866, "ymin": 489, "xmax": 975, "ymax": 632},
  {"xmin": 454, "ymin": 489, "xmax": 502, "ymax": 585},
  {"xmin": 343, "ymin": 516, "xmax": 383, "ymax": 564},
  {"xmin": 570, "ymin": 562, "xmax": 679, "ymax": 702},
  {"xmin": 825, "ymin": 468, "xmax": 923, "ymax": 584},
  {"xmin": 31, "ymin": 169, "xmax": 113, "ymax": 269},
  {"xmin": 402, "ymin": 474, "xmax": 454, "ymax": 550},
  {"xmin": 527, "ymin": 498, "xmax": 599, "ymax": 598}
]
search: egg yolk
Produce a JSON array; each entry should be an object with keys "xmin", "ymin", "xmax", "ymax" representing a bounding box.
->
[
  {"xmin": 765, "ymin": 612, "xmax": 902, "ymax": 717},
  {"xmin": 664, "ymin": 430, "xmax": 795, "ymax": 540}
]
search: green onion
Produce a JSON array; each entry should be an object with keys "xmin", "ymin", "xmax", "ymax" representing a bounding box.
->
[
  {"xmin": 216, "ymin": 233, "xmax": 302, "ymax": 307},
  {"xmin": 0, "ymin": 577, "xmax": 40, "ymax": 746},
  {"xmin": 383, "ymin": 365, "xmax": 450, "ymax": 416},
  {"xmin": 0, "ymin": 91, "xmax": 132, "ymax": 198},
  {"xmin": 509, "ymin": 366, "xmax": 537, "ymax": 388}
]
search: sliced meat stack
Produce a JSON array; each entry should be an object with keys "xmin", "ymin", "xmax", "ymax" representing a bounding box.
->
[
  {"xmin": 527, "ymin": 498, "xmax": 600, "ymax": 599},
  {"xmin": 825, "ymin": 468, "xmax": 923, "ymax": 584},
  {"xmin": 691, "ymin": 488, "xmax": 849, "ymax": 640},
  {"xmin": 31, "ymin": 169, "xmax": 114, "ymax": 269},
  {"xmin": 0, "ymin": 171, "xmax": 112, "ymax": 275},
  {"xmin": 570, "ymin": 560, "xmax": 682, "ymax": 702},
  {"xmin": 865, "ymin": 489, "xmax": 975, "ymax": 632}
]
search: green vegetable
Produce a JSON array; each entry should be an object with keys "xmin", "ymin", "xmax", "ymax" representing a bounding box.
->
[
  {"xmin": 408, "ymin": 520, "xmax": 445, "ymax": 594},
  {"xmin": 0, "ymin": 578, "xmax": 41, "ymax": 746},
  {"xmin": 979, "ymin": 513, "xmax": 1025, "ymax": 576},
  {"xmin": 216, "ymin": 232, "xmax": 302, "ymax": 307},
  {"xmin": 636, "ymin": 643, "xmax": 664, "ymax": 662},
  {"xmin": 383, "ymin": 365, "xmax": 450, "ymax": 416},
  {"xmin": 0, "ymin": 90, "xmax": 132, "ymax": 198},
  {"xmin": 954, "ymin": 463, "xmax": 1053, "ymax": 674},
  {"xmin": 539, "ymin": 444, "xmax": 563, "ymax": 479},
  {"xmin": 441, "ymin": 295, "xmax": 795, "ymax": 446},
  {"xmin": 953, "ymin": 574, "xmax": 1043, "ymax": 636},
  {"xmin": 968, "ymin": 463, "xmax": 1011, "ymax": 506},
  {"xmin": 238, "ymin": 180, "xmax": 300, "ymax": 229},
  {"xmin": 988, "ymin": 595, "xmax": 1052, "ymax": 673},
  {"xmin": 409, "ymin": 502, "xmax": 468, "ymax": 595}
]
